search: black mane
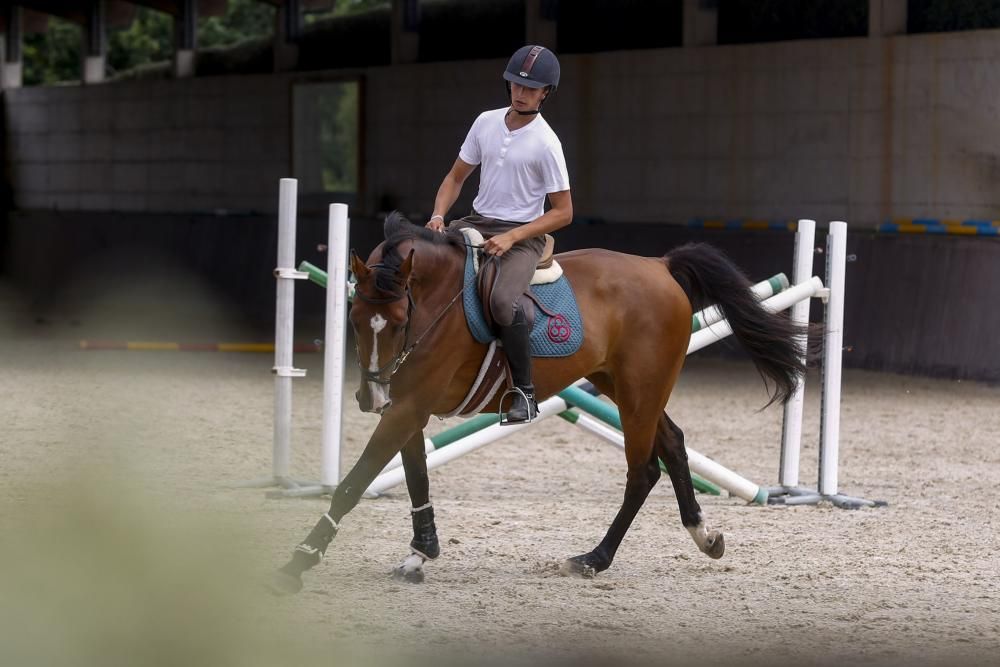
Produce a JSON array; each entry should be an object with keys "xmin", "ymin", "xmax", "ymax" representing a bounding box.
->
[{"xmin": 374, "ymin": 211, "xmax": 464, "ymax": 294}]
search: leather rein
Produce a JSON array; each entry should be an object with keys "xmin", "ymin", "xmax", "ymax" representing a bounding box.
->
[{"xmin": 354, "ymin": 260, "xmax": 470, "ymax": 386}]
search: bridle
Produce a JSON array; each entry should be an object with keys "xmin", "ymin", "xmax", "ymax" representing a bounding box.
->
[{"xmin": 354, "ymin": 263, "xmax": 465, "ymax": 387}]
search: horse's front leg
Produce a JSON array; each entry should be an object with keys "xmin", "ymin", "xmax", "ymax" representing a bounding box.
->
[
  {"xmin": 391, "ymin": 430, "xmax": 440, "ymax": 583},
  {"xmin": 270, "ymin": 406, "xmax": 425, "ymax": 595}
]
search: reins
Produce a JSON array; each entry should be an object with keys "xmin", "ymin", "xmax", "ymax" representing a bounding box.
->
[{"xmin": 356, "ymin": 245, "xmax": 492, "ymax": 386}]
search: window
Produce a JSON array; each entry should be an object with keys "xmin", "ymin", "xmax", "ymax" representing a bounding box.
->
[{"xmin": 292, "ymin": 80, "xmax": 361, "ymax": 202}]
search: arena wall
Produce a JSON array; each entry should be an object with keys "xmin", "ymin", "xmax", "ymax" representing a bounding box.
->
[{"xmin": 4, "ymin": 29, "xmax": 1000, "ymax": 380}]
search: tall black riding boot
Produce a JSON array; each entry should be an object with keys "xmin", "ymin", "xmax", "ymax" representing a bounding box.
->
[{"xmin": 498, "ymin": 308, "xmax": 538, "ymax": 424}]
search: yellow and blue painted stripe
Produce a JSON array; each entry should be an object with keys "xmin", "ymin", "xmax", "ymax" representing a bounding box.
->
[{"xmin": 877, "ymin": 218, "xmax": 1000, "ymax": 236}]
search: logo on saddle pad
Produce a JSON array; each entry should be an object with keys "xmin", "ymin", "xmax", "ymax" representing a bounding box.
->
[{"xmin": 546, "ymin": 314, "xmax": 571, "ymax": 343}]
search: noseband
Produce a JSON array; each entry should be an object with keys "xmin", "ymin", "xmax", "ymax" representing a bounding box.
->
[{"xmin": 355, "ymin": 263, "xmax": 465, "ymax": 386}]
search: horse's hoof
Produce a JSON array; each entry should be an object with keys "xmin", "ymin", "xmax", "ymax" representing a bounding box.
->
[
  {"xmin": 266, "ymin": 569, "xmax": 303, "ymax": 596},
  {"xmin": 703, "ymin": 530, "xmax": 725, "ymax": 559},
  {"xmin": 559, "ymin": 555, "xmax": 597, "ymax": 578},
  {"xmin": 391, "ymin": 565, "xmax": 425, "ymax": 584}
]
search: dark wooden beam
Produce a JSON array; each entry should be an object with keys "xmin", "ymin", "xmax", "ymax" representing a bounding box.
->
[
  {"xmin": 126, "ymin": 1, "xmax": 182, "ymax": 16},
  {"xmin": 10, "ymin": 0, "xmax": 89, "ymax": 24}
]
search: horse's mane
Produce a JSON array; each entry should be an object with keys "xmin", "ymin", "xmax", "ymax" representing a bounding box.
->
[{"xmin": 374, "ymin": 211, "xmax": 464, "ymax": 294}]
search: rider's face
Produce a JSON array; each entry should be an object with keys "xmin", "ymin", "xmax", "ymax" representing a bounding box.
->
[{"xmin": 510, "ymin": 83, "xmax": 548, "ymax": 112}]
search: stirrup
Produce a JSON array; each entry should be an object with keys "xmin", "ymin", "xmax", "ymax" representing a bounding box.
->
[{"xmin": 498, "ymin": 386, "xmax": 537, "ymax": 425}]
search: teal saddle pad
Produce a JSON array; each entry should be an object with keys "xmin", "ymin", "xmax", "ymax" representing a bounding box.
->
[{"xmin": 462, "ymin": 247, "xmax": 584, "ymax": 357}]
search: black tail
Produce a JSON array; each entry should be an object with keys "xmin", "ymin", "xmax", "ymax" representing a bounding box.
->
[{"xmin": 665, "ymin": 243, "xmax": 809, "ymax": 407}]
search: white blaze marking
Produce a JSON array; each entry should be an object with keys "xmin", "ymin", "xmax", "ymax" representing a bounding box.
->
[
  {"xmin": 368, "ymin": 314, "xmax": 387, "ymax": 371},
  {"xmin": 367, "ymin": 314, "xmax": 391, "ymax": 410}
]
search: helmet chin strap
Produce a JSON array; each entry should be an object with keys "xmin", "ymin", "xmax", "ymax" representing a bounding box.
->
[{"xmin": 506, "ymin": 82, "xmax": 548, "ymax": 115}]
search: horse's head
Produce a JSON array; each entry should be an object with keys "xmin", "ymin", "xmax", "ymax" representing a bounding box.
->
[
  {"xmin": 349, "ymin": 243, "xmax": 415, "ymax": 414},
  {"xmin": 348, "ymin": 211, "xmax": 464, "ymax": 414}
]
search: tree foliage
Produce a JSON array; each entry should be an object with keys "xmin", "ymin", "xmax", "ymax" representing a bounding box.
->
[
  {"xmin": 304, "ymin": 0, "xmax": 388, "ymax": 24},
  {"xmin": 198, "ymin": 0, "xmax": 275, "ymax": 50},
  {"xmin": 317, "ymin": 82, "xmax": 359, "ymax": 192},
  {"xmin": 23, "ymin": 18, "xmax": 81, "ymax": 86},
  {"xmin": 108, "ymin": 8, "xmax": 173, "ymax": 77},
  {"xmin": 23, "ymin": 0, "xmax": 278, "ymax": 85}
]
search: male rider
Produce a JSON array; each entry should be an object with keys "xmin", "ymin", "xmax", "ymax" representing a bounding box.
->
[{"xmin": 426, "ymin": 44, "xmax": 573, "ymax": 424}]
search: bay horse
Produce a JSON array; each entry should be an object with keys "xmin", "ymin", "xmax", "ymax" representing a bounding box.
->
[{"xmin": 270, "ymin": 212, "xmax": 805, "ymax": 594}]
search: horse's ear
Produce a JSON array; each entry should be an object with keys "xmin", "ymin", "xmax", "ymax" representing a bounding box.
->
[
  {"xmin": 349, "ymin": 249, "xmax": 370, "ymax": 281},
  {"xmin": 398, "ymin": 248, "xmax": 415, "ymax": 284}
]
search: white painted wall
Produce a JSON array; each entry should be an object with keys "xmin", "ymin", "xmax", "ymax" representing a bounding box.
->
[{"xmin": 7, "ymin": 28, "xmax": 1000, "ymax": 225}]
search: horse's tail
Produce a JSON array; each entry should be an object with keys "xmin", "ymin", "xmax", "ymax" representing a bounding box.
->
[{"xmin": 664, "ymin": 243, "xmax": 808, "ymax": 407}]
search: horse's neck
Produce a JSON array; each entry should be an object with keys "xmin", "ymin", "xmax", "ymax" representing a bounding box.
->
[
  {"xmin": 412, "ymin": 240, "xmax": 464, "ymax": 296},
  {"xmin": 406, "ymin": 241, "xmax": 469, "ymax": 361}
]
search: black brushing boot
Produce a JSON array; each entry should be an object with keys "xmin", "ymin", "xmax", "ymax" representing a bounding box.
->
[
  {"xmin": 269, "ymin": 514, "xmax": 338, "ymax": 596},
  {"xmin": 409, "ymin": 504, "xmax": 440, "ymax": 560},
  {"xmin": 392, "ymin": 504, "xmax": 440, "ymax": 583},
  {"xmin": 498, "ymin": 308, "xmax": 538, "ymax": 424}
]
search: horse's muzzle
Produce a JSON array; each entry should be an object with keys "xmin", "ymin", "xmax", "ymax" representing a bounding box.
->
[{"xmin": 356, "ymin": 387, "xmax": 392, "ymax": 414}]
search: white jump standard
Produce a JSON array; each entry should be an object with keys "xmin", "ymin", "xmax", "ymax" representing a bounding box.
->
[
  {"xmin": 236, "ymin": 178, "xmax": 314, "ymax": 492},
  {"xmin": 762, "ymin": 220, "xmax": 885, "ymax": 509}
]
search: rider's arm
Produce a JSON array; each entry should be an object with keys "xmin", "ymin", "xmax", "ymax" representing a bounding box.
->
[
  {"xmin": 508, "ymin": 189, "xmax": 574, "ymax": 241},
  {"xmin": 430, "ymin": 158, "xmax": 477, "ymax": 224}
]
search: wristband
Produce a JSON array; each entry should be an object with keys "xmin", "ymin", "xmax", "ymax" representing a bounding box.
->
[{"xmin": 430, "ymin": 215, "xmax": 444, "ymax": 222}]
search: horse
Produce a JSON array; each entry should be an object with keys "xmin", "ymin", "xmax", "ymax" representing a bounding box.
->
[{"xmin": 269, "ymin": 212, "xmax": 806, "ymax": 594}]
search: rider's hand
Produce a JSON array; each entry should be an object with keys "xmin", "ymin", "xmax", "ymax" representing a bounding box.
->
[
  {"xmin": 483, "ymin": 232, "xmax": 516, "ymax": 257},
  {"xmin": 426, "ymin": 216, "xmax": 446, "ymax": 233}
]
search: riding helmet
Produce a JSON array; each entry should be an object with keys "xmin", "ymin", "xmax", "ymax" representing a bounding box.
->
[{"xmin": 503, "ymin": 45, "xmax": 561, "ymax": 91}]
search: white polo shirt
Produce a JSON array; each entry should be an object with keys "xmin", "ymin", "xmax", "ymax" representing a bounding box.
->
[{"xmin": 458, "ymin": 107, "xmax": 570, "ymax": 224}]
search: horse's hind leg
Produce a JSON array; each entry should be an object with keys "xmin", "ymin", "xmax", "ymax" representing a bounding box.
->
[
  {"xmin": 562, "ymin": 444, "xmax": 661, "ymax": 577},
  {"xmin": 562, "ymin": 378, "xmax": 662, "ymax": 576},
  {"xmin": 391, "ymin": 430, "xmax": 441, "ymax": 583},
  {"xmin": 655, "ymin": 415, "xmax": 725, "ymax": 559}
]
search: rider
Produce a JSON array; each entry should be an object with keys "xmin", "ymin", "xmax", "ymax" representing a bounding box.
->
[{"xmin": 426, "ymin": 44, "xmax": 573, "ymax": 424}]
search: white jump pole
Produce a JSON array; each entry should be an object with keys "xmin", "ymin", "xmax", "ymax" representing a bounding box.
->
[
  {"xmin": 236, "ymin": 178, "xmax": 311, "ymax": 491},
  {"xmin": 687, "ymin": 276, "xmax": 824, "ymax": 354},
  {"xmin": 819, "ymin": 221, "xmax": 846, "ymax": 497},
  {"xmin": 692, "ymin": 274, "xmax": 789, "ymax": 333},
  {"xmin": 273, "ymin": 178, "xmax": 307, "ymax": 485},
  {"xmin": 278, "ymin": 204, "xmax": 350, "ymax": 499},
  {"xmin": 778, "ymin": 219, "xmax": 816, "ymax": 489},
  {"xmin": 321, "ymin": 204, "xmax": 351, "ymax": 490},
  {"xmin": 365, "ymin": 395, "xmax": 565, "ymax": 496}
]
